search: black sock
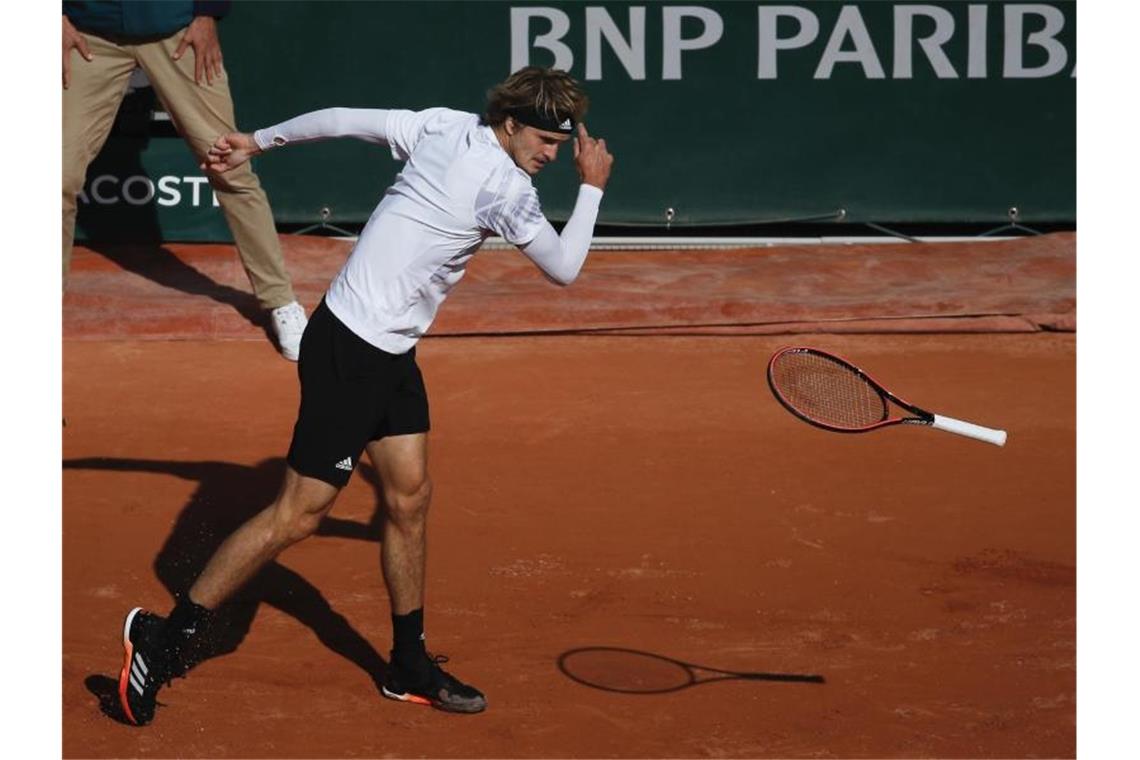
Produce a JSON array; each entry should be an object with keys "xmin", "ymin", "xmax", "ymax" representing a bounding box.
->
[
  {"xmin": 162, "ymin": 594, "xmax": 214, "ymax": 663},
  {"xmin": 391, "ymin": 608, "xmax": 427, "ymax": 667}
]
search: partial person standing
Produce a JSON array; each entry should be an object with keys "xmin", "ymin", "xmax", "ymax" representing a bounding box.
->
[
  {"xmin": 114, "ymin": 66, "xmax": 613, "ymax": 723},
  {"xmin": 62, "ymin": 0, "xmax": 307, "ymax": 359}
]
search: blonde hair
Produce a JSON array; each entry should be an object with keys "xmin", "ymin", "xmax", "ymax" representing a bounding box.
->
[{"xmin": 483, "ymin": 66, "xmax": 589, "ymax": 127}]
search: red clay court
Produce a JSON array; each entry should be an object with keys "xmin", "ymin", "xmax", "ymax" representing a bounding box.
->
[{"xmin": 63, "ymin": 234, "xmax": 1075, "ymax": 757}]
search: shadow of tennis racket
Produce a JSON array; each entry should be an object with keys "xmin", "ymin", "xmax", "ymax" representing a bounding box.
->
[{"xmin": 557, "ymin": 647, "xmax": 825, "ymax": 694}]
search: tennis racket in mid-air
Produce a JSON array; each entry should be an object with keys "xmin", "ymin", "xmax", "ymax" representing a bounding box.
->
[{"xmin": 766, "ymin": 346, "xmax": 1007, "ymax": 447}]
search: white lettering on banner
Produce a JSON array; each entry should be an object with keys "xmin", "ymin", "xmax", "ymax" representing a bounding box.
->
[
  {"xmin": 967, "ymin": 4, "xmax": 988, "ymax": 78},
  {"xmin": 757, "ymin": 6, "xmax": 819, "ymax": 79},
  {"xmin": 183, "ymin": 176, "xmax": 209, "ymax": 207},
  {"xmin": 511, "ymin": 7, "xmax": 573, "ymax": 71},
  {"xmin": 586, "ymin": 6, "xmax": 647, "ymax": 80},
  {"xmin": 894, "ymin": 5, "xmax": 957, "ymax": 78},
  {"xmin": 815, "ymin": 6, "xmax": 885, "ymax": 79},
  {"xmin": 79, "ymin": 174, "xmax": 219, "ymax": 207},
  {"xmin": 157, "ymin": 176, "xmax": 181, "ymax": 207},
  {"xmin": 1004, "ymin": 4, "xmax": 1068, "ymax": 78},
  {"xmin": 509, "ymin": 3, "xmax": 1074, "ymax": 81},
  {"xmin": 122, "ymin": 176, "xmax": 156, "ymax": 206},
  {"xmin": 90, "ymin": 175, "xmax": 119, "ymax": 205},
  {"xmin": 662, "ymin": 6, "xmax": 723, "ymax": 80}
]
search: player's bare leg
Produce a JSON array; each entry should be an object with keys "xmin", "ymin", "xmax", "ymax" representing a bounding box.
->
[
  {"xmin": 119, "ymin": 466, "xmax": 339, "ymax": 724},
  {"xmin": 188, "ymin": 467, "xmax": 341, "ymax": 607},
  {"xmin": 367, "ymin": 433, "xmax": 486, "ymax": 713},
  {"xmin": 368, "ymin": 433, "xmax": 432, "ymax": 615}
]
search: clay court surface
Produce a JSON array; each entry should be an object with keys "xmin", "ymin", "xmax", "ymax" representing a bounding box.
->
[{"xmin": 63, "ymin": 236, "xmax": 1075, "ymax": 758}]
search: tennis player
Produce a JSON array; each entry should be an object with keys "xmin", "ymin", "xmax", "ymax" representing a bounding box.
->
[{"xmin": 115, "ymin": 66, "xmax": 613, "ymax": 723}]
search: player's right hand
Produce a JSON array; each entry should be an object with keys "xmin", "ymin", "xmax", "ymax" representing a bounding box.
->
[
  {"xmin": 573, "ymin": 123, "xmax": 614, "ymax": 191},
  {"xmin": 63, "ymin": 15, "xmax": 93, "ymax": 90},
  {"xmin": 201, "ymin": 132, "xmax": 262, "ymax": 173}
]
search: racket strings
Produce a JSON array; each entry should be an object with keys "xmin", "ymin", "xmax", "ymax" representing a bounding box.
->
[{"xmin": 771, "ymin": 351, "xmax": 888, "ymax": 428}]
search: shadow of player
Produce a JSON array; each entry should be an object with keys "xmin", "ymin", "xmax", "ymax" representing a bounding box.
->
[{"xmin": 66, "ymin": 455, "xmax": 388, "ymax": 722}]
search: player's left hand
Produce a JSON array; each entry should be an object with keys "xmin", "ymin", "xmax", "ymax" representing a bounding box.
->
[
  {"xmin": 202, "ymin": 132, "xmax": 261, "ymax": 173},
  {"xmin": 573, "ymin": 123, "xmax": 614, "ymax": 191},
  {"xmin": 173, "ymin": 16, "xmax": 224, "ymax": 86}
]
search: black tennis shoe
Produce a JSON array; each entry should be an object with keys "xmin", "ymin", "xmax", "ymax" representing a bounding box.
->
[
  {"xmin": 381, "ymin": 652, "xmax": 487, "ymax": 713},
  {"xmin": 117, "ymin": 607, "xmax": 183, "ymax": 726}
]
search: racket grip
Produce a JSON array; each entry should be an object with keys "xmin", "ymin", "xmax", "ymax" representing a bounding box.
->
[{"xmin": 931, "ymin": 414, "xmax": 1007, "ymax": 447}]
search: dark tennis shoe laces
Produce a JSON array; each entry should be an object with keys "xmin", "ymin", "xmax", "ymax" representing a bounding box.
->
[
  {"xmin": 118, "ymin": 607, "xmax": 183, "ymax": 726},
  {"xmin": 382, "ymin": 652, "xmax": 487, "ymax": 713}
]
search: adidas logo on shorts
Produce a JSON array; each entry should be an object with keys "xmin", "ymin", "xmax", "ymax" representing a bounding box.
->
[{"xmin": 335, "ymin": 457, "xmax": 353, "ymax": 471}]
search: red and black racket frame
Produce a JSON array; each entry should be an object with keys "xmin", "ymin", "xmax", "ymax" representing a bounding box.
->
[{"xmin": 766, "ymin": 346, "xmax": 936, "ymax": 434}]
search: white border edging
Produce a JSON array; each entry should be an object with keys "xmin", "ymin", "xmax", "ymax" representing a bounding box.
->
[{"xmin": 324, "ymin": 235, "xmax": 1019, "ymax": 249}]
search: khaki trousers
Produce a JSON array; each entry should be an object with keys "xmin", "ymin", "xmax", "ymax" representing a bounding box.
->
[{"xmin": 62, "ymin": 28, "xmax": 296, "ymax": 310}]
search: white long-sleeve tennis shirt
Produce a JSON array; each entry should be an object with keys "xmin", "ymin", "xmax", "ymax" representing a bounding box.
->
[{"xmin": 253, "ymin": 107, "xmax": 603, "ymax": 353}]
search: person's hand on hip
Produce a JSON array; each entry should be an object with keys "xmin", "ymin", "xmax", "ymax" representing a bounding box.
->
[
  {"xmin": 62, "ymin": 15, "xmax": 93, "ymax": 89},
  {"xmin": 173, "ymin": 16, "xmax": 224, "ymax": 86}
]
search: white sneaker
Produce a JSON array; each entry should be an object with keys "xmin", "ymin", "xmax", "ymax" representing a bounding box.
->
[{"xmin": 270, "ymin": 301, "xmax": 307, "ymax": 361}]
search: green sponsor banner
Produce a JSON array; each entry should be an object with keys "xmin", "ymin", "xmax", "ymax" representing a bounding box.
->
[
  {"xmin": 76, "ymin": 136, "xmax": 228, "ymax": 242},
  {"xmin": 76, "ymin": 1, "xmax": 1075, "ymax": 242}
]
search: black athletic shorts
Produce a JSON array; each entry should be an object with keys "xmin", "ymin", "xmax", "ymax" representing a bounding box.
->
[{"xmin": 287, "ymin": 299, "xmax": 430, "ymax": 487}]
